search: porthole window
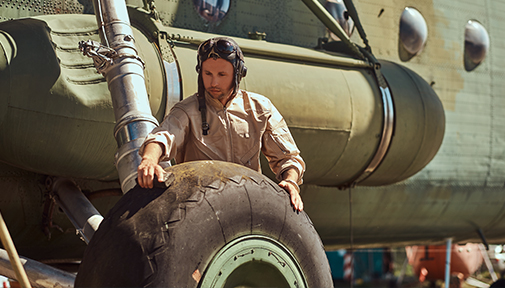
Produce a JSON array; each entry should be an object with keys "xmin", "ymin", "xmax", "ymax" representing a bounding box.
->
[
  {"xmin": 464, "ymin": 20, "xmax": 489, "ymax": 72},
  {"xmin": 193, "ymin": 0, "xmax": 230, "ymax": 23},
  {"xmin": 399, "ymin": 7, "xmax": 428, "ymax": 61},
  {"xmin": 324, "ymin": 0, "xmax": 354, "ymax": 40}
]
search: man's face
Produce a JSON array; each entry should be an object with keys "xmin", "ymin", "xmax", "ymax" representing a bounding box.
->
[{"xmin": 201, "ymin": 58, "xmax": 234, "ymax": 103}]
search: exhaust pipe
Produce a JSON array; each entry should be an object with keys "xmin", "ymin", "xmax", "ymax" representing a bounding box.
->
[{"xmin": 81, "ymin": 0, "xmax": 159, "ymax": 193}]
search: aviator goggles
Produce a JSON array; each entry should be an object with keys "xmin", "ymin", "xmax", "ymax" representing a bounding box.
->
[{"xmin": 199, "ymin": 39, "xmax": 237, "ymax": 56}]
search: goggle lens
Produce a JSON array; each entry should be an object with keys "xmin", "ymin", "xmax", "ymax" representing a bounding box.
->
[
  {"xmin": 200, "ymin": 39, "xmax": 236, "ymax": 55},
  {"xmin": 215, "ymin": 40, "xmax": 235, "ymax": 53}
]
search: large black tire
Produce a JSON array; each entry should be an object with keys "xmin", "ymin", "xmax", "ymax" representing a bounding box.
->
[{"xmin": 75, "ymin": 161, "xmax": 332, "ymax": 287}]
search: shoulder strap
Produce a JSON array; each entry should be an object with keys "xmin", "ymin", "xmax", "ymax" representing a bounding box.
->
[{"xmin": 197, "ymin": 94, "xmax": 209, "ymax": 135}]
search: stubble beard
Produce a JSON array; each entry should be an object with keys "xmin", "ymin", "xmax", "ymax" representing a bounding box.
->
[{"xmin": 207, "ymin": 87, "xmax": 234, "ymax": 102}]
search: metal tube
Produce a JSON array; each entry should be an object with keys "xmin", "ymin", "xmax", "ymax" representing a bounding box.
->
[
  {"xmin": 0, "ymin": 249, "xmax": 74, "ymax": 288},
  {"xmin": 343, "ymin": 0, "xmax": 369, "ymax": 47},
  {"xmin": 52, "ymin": 178, "xmax": 103, "ymax": 244},
  {"xmin": 179, "ymin": 35, "xmax": 370, "ymax": 68},
  {"xmin": 444, "ymin": 238, "xmax": 452, "ymax": 288},
  {"xmin": 300, "ymin": 0, "xmax": 366, "ymax": 60},
  {"xmin": 0, "ymin": 213, "xmax": 31, "ymax": 288},
  {"xmin": 91, "ymin": 0, "xmax": 159, "ymax": 193}
]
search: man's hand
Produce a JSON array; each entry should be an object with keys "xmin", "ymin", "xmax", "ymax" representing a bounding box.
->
[
  {"xmin": 137, "ymin": 157, "xmax": 165, "ymax": 188},
  {"xmin": 279, "ymin": 180, "xmax": 304, "ymax": 212},
  {"xmin": 137, "ymin": 142, "xmax": 165, "ymax": 189}
]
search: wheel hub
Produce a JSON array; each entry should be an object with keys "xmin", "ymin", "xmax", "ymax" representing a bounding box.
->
[{"xmin": 200, "ymin": 235, "xmax": 307, "ymax": 288}]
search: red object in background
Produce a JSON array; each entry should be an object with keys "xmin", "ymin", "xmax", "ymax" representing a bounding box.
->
[
  {"xmin": 343, "ymin": 251, "xmax": 353, "ymax": 282},
  {"xmin": 406, "ymin": 243, "xmax": 483, "ymax": 282}
]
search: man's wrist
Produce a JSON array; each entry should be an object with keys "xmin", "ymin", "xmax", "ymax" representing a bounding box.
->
[
  {"xmin": 283, "ymin": 179, "xmax": 300, "ymax": 193},
  {"xmin": 142, "ymin": 156, "xmax": 157, "ymax": 162},
  {"xmin": 141, "ymin": 142, "xmax": 164, "ymax": 162}
]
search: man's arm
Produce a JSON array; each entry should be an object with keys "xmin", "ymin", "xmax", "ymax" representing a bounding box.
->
[
  {"xmin": 261, "ymin": 102, "xmax": 305, "ymax": 212},
  {"xmin": 278, "ymin": 168, "xmax": 303, "ymax": 212},
  {"xmin": 137, "ymin": 142, "xmax": 166, "ymax": 188},
  {"xmin": 137, "ymin": 103, "xmax": 192, "ymax": 189}
]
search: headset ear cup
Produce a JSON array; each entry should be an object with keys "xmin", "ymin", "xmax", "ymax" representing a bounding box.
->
[
  {"xmin": 237, "ymin": 61, "xmax": 247, "ymax": 78},
  {"xmin": 242, "ymin": 65, "xmax": 247, "ymax": 78}
]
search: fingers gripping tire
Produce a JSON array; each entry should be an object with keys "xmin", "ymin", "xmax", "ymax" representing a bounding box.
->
[{"xmin": 75, "ymin": 161, "xmax": 333, "ymax": 287}]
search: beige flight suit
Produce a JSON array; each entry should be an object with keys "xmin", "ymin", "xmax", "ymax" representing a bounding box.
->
[{"xmin": 140, "ymin": 90, "xmax": 305, "ymax": 183}]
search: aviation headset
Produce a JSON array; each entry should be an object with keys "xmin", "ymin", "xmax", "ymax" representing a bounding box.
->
[{"xmin": 195, "ymin": 37, "xmax": 247, "ymax": 135}]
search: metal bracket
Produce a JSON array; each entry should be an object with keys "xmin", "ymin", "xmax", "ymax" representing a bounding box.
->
[
  {"xmin": 78, "ymin": 40, "xmax": 117, "ymax": 74},
  {"xmin": 158, "ymin": 31, "xmax": 175, "ymax": 63},
  {"xmin": 143, "ymin": 0, "xmax": 160, "ymax": 20},
  {"xmin": 78, "ymin": 39, "xmax": 146, "ymax": 75},
  {"xmin": 339, "ymin": 64, "xmax": 395, "ymax": 189},
  {"xmin": 42, "ymin": 178, "xmax": 64, "ymax": 241}
]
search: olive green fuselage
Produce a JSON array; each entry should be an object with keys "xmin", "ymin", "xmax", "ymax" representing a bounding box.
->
[{"xmin": 0, "ymin": 0, "xmax": 502, "ymax": 261}]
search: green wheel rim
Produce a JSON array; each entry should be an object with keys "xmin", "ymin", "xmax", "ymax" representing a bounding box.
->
[{"xmin": 200, "ymin": 235, "xmax": 307, "ymax": 288}]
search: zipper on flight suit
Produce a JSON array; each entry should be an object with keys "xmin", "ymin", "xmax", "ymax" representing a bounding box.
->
[{"xmin": 223, "ymin": 106, "xmax": 234, "ymax": 162}]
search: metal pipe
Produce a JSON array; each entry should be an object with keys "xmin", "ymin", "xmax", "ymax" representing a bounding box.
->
[
  {"xmin": 91, "ymin": 0, "xmax": 159, "ymax": 193},
  {"xmin": 52, "ymin": 178, "xmax": 103, "ymax": 244},
  {"xmin": 444, "ymin": 238, "xmax": 452, "ymax": 288},
  {"xmin": 300, "ymin": 0, "xmax": 366, "ymax": 61},
  {"xmin": 179, "ymin": 35, "xmax": 370, "ymax": 68},
  {"xmin": 0, "ymin": 213, "xmax": 31, "ymax": 288},
  {"xmin": 343, "ymin": 0, "xmax": 369, "ymax": 48},
  {"xmin": 0, "ymin": 249, "xmax": 74, "ymax": 288}
]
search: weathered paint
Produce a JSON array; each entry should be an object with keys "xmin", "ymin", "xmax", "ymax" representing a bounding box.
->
[{"xmin": 0, "ymin": 0, "xmax": 503, "ymax": 260}]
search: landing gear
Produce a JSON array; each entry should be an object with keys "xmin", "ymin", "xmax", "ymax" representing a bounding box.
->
[{"xmin": 75, "ymin": 161, "xmax": 332, "ymax": 287}]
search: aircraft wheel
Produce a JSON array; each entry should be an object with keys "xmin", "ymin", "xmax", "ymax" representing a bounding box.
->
[
  {"xmin": 490, "ymin": 279, "xmax": 505, "ymax": 287},
  {"xmin": 74, "ymin": 161, "xmax": 332, "ymax": 287}
]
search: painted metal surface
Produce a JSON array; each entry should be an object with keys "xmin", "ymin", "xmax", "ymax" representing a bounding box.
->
[
  {"xmin": 0, "ymin": 14, "xmax": 165, "ymax": 180},
  {"xmin": 0, "ymin": 13, "xmax": 444, "ymax": 187},
  {"xmin": 0, "ymin": 0, "xmax": 502, "ymax": 263}
]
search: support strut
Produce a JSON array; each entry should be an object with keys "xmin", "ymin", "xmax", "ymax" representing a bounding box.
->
[
  {"xmin": 444, "ymin": 238, "xmax": 452, "ymax": 288},
  {"xmin": 51, "ymin": 178, "xmax": 103, "ymax": 244},
  {"xmin": 0, "ymin": 213, "xmax": 31, "ymax": 287}
]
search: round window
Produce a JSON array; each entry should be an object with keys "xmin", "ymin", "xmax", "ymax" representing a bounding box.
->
[
  {"xmin": 464, "ymin": 20, "xmax": 489, "ymax": 72},
  {"xmin": 399, "ymin": 7, "xmax": 428, "ymax": 61},
  {"xmin": 193, "ymin": 0, "xmax": 230, "ymax": 23}
]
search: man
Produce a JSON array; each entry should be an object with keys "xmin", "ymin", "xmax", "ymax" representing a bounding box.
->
[{"xmin": 137, "ymin": 37, "xmax": 305, "ymax": 211}]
